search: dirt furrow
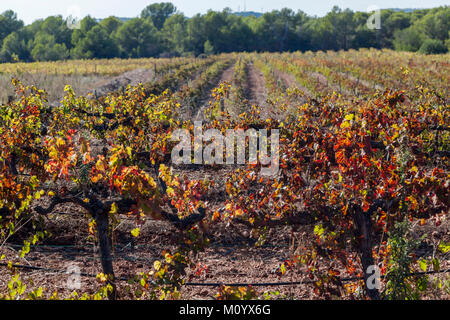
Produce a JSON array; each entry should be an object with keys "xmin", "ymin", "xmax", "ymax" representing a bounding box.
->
[
  {"xmin": 273, "ymin": 69, "xmax": 312, "ymax": 105},
  {"xmin": 246, "ymin": 63, "xmax": 270, "ymax": 119},
  {"xmin": 308, "ymin": 71, "xmax": 352, "ymax": 96},
  {"xmin": 90, "ymin": 68, "xmax": 155, "ymax": 98},
  {"xmin": 338, "ymin": 72, "xmax": 384, "ymax": 91},
  {"xmin": 194, "ymin": 64, "xmax": 235, "ymax": 121}
]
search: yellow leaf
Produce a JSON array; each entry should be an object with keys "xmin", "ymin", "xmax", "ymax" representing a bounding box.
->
[
  {"xmin": 56, "ymin": 137, "xmax": 65, "ymax": 147},
  {"xmin": 280, "ymin": 264, "xmax": 286, "ymax": 275},
  {"xmin": 110, "ymin": 203, "xmax": 117, "ymax": 214},
  {"xmin": 95, "ymin": 159, "xmax": 105, "ymax": 172},
  {"xmin": 49, "ymin": 147, "xmax": 58, "ymax": 159},
  {"xmin": 438, "ymin": 242, "xmax": 450, "ymax": 254},
  {"xmin": 344, "ymin": 114, "xmax": 354, "ymax": 121},
  {"xmin": 340, "ymin": 121, "xmax": 350, "ymax": 129},
  {"xmin": 96, "ymin": 273, "xmax": 108, "ymax": 282},
  {"xmin": 166, "ymin": 187, "xmax": 175, "ymax": 197},
  {"xmin": 126, "ymin": 146, "xmax": 132, "ymax": 158},
  {"xmin": 131, "ymin": 228, "xmax": 140, "ymax": 237},
  {"xmin": 109, "ymin": 155, "xmax": 118, "ymax": 167},
  {"xmin": 80, "ymin": 137, "xmax": 88, "ymax": 154}
]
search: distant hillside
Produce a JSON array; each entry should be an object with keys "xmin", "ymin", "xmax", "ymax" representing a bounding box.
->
[
  {"xmin": 116, "ymin": 17, "xmax": 133, "ymax": 22},
  {"xmin": 387, "ymin": 8, "xmax": 421, "ymax": 13},
  {"xmin": 232, "ymin": 11, "xmax": 262, "ymax": 18},
  {"xmin": 95, "ymin": 17, "xmax": 133, "ymax": 23},
  {"xmin": 97, "ymin": 9, "xmax": 424, "ymax": 22},
  {"xmin": 96, "ymin": 12, "xmax": 262, "ymax": 23}
]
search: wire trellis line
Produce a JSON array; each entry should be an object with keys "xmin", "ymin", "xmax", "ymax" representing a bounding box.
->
[{"xmin": 1, "ymin": 262, "xmax": 449, "ymax": 288}]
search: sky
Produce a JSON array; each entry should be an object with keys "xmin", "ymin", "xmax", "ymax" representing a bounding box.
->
[{"xmin": 1, "ymin": 0, "xmax": 449, "ymax": 25}]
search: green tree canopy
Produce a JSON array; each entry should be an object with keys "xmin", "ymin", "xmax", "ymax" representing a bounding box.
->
[
  {"xmin": 141, "ymin": 2, "xmax": 177, "ymax": 29},
  {"xmin": 100, "ymin": 16, "xmax": 123, "ymax": 36},
  {"xmin": 0, "ymin": 4, "xmax": 449, "ymax": 62},
  {"xmin": 40, "ymin": 16, "xmax": 72, "ymax": 49},
  {"xmin": 161, "ymin": 13, "xmax": 188, "ymax": 54},
  {"xmin": 116, "ymin": 18, "xmax": 162, "ymax": 58},
  {"xmin": 71, "ymin": 25, "xmax": 119, "ymax": 59},
  {"xmin": 31, "ymin": 32, "xmax": 69, "ymax": 61},
  {"xmin": 0, "ymin": 10, "xmax": 24, "ymax": 45},
  {"xmin": 419, "ymin": 38, "xmax": 448, "ymax": 54},
  {"xmin": 0, "ymin": 30, "xmax": 31, "ymax": 62},
  {"xmin": 393, "ymin": 27, "xmax": 425, "ymax": 52}
]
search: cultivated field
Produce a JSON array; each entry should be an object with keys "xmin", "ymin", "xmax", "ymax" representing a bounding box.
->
[{"xmin": 0, "ymin": 49, "xmax": 448, "ymax": 300}]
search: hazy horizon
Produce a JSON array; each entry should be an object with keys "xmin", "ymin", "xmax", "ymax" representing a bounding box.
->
[{"xmin": 1, "ymin": 0, "xmax": 449, "ymax": 25}]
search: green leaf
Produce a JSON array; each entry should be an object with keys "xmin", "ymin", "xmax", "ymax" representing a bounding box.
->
[
  {"xmin": 438, "ymin": 242, "xmax": 450, "ymax": 254},
  {"xmin": 20, "ymin": 241, "xmax": 30, "ymax": 258},
  {"xmin": 17, "ymin": 281, "xmax": 25, "ymax": 295},
  {"xmin": 280, "ymin": 264, "xmax": 286, "ymax": 275},
  {"xmin": 35, "ymin": 287, "xmax": 43, "ymax": 298},
  {"xmin": 417, "ymin": 277, "xmax": 428, "ymax": 292},
  {"xmin": 432, "ymin": 258, "xmax": 440, "ymax": 272},
  {"xmin": 418, "ymin": 258, "xmax": 427, "ymax": 272}
]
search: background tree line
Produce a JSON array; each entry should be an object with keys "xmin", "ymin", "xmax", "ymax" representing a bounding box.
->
[{"xmin": 0, "ymin": 3, "xmax": 448, "ymax": 63}]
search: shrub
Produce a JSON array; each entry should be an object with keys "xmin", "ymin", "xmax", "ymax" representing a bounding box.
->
[{"xmin": 419, "ymin": 39, "xmax": 448, "ymax": 54}]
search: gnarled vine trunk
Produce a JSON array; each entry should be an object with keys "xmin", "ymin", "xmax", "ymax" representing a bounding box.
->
[
  {"xmin": 95, "ymin": 211, "xmax": 117, "ymax": 300},
  {"xmin": 352, "ymin": 206, "xmax": 380, "ymax": 300}
]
